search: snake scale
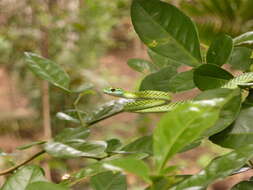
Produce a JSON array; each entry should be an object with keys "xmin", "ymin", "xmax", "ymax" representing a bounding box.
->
[{"xmin": 104, "ymin": 72, "xmax": 253, "ymax": 113}]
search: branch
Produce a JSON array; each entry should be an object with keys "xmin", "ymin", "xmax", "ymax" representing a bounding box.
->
[{"xmin": 0, "ymin": 150, "xmax": 46, "ymax": 176}]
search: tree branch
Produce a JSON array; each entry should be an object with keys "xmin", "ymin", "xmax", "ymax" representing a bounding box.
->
[{"xmin": 0, "ymin": 150, "xmax": 46, "ymax": 176}]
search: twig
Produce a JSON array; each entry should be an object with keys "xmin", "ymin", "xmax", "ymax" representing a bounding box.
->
[
  {"xmin": 0, "ymin": 150, "xmax": 46, "ymax": 176},
  {"xmin": 74, "ymin": 93, "xmax": 86, "ymax": 127}
]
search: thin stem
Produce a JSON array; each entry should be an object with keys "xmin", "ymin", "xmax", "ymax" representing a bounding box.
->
[
  {"xmin": 0, "ymin": 150, "xmax": 46, "ymax": 176},
  {"xmin": 74, "ymin": 93, "xmax": 85, "ymax": 127}
]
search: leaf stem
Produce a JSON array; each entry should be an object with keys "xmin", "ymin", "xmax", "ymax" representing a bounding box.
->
[
  {"xmin": 74, "ymin": 93, "xmax": 86, "ymax": 127},
  {"xmin": 0, "ymin": 150, "xmax": 46, "ymax": 176}
]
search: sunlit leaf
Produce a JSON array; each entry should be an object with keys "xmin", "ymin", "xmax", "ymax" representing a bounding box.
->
[
  {"xmin": 24, "ymin": 52, "xmax": 70, "ymax": 92},
  {"xmin": 84, "ymin": 100, "xmax": 125, "ymax": 125},
  {"xmin": 1, "ymin": 165, "xmax": 46, "ymax": 190},
  {"xmin": 90, "ymin": 171, "xmax": 127, "ymax": 190},
  {"xmin": 154, "ymin": 99, "xmax": 222, "ymax": 172},
  {"xmin": 44, "ymin": 140, "xmax": 107, "ymax": 159},
  {"xmin": 131, "ymin": 0, "xmax": 202, "ymax": 66},
  {"xmin": 26, "ymin": 181, "xmax": 69, "ymax": 190},
  {"xmin": 174, "ymin": 145, "xmax": 253, "ymax": 190},
  {"xmin": 195, "ymin": 88, "xmax": 241, "ymax": 137},
  {"xmin": 106, "ymin": 158, "xmax": 150, "ymax": 183},
  {"xmin": 210, "ymin": 106, "xmax": 253, "ymax": 149},
  {"xmin": 44, "ymin": 127, "xmax": 106, "ymax": 158}
]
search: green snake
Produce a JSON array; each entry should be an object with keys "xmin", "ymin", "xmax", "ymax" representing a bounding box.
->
[
  {"xmin": 103, "ymin": 72, "xmax": 253, "ymax": 113},
  {"xmin": 103, "ymin": 87, "xmax": 187, "ymax": 112}
]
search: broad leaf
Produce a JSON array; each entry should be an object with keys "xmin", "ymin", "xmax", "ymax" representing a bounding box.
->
[
  {"xmin": 174, "ymin": 145, "xmax": 253, "ymax": 190},
  {"xmin": 1, "ymin": 165, "xmax": 46, "ymax": 190},
  {"xmin": 231, "ymin": 181, "xmax": 253, "ymax": 190},
  {"xmin": 54, "ymin": 127, "xmax": 90, "ymax": 142},
  {"xmin": 193, "ymin": 64, "xmax": 233, "ymax": 90},
  {"xmin": 154, "ymin": 99, "xmax": 222, "ymax": 172},
  {"xmin": 26, "ymin": 182, "xmax": 69, "ymax": 190},
  {"xmin": 84, "ymin": 100, "xmax": 125, "ymax": 125},
  {"xmin": 131, "ymin": 0, "xmax": 202, "ymax": 66},
  {"xmin": 140, "ymin": 66, "xmax": 177, "ymax": 91},
  {"xmin": 210, "ymin": 106, "xmax": 253, "ymax": 149},
  {"xmin": 44, "ymin": 140, "xmax": 107, "ymax": 158},
  {"xmin": 25, "ymin": 52, "xmax": 70, "ymax": 92},
  {"xmin": 106, "ymin": 158, "xmax": 150, "ymax": 183},
  {"xmin": 195, "ymin": 88, "xmax": 241, "ymax": 137},
  {"xmin": 127, "ymin": 58, "xmax": 157, "ymax": 73},
  {"xmin": 234, "ymin": 31, "xmax": 253, "ymax": 48},
  {"xmin": 228, "ymin": 47, "xmax": 252, "ymax": 71},
  {"xmin": 56, "ymin": 112, "xmax": 80, "ymax": 124},
  {"xmin": 167, "ymin": 70, "xmax": 195, "ymax": 92},
  {"xmin": 61, "ymin": 162, "xmax": 106, "ymax": 186},
  {"xmin": 105, "ymin": 139, "xmax": 122, "ymax": 153},
  {"xmin": 147, "ymin": 49, "xmax": 181, "ymax": 69},
  {"xmin": 90, "ymin": 171, "xmax": 127, "ymax": 190},
  {"xmin": 206, "ymin": 34, "xmax": 233, "ymax": 66},
  {"xmin": 121, "ymin": 135, "xmax": 153, "ymax": 155},
  {"xmin": 44, "ymin": 126, "xmax": 106, "ymax": 158}
]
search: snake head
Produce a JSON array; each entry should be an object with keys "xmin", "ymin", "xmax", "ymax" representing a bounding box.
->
[{"xmin": 103, "ymin": 87, "xmax": 124, "ymax": 97}]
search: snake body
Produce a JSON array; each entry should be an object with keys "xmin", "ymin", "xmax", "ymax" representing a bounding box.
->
[
  {"xmin": 103, "ymin": 73, "xmax": 253, "ymax": 113},
  {"xmin": 103, "ymin": 87, "xmax": 188, "ymax": 112}
]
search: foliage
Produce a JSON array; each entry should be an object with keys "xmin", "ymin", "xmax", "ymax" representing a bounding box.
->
[{"xmin": 2, "ymin": 0, "xmax": 253, "ymax": 190}]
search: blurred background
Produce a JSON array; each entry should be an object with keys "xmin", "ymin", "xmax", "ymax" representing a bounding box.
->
[{"xmin": 0, "ymin": 0, "xmax": 253, "ymax": 189}]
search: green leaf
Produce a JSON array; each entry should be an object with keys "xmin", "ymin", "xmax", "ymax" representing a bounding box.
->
[
  {"xmin": 1, "ymin": 165, "xmax": 46, "ymax": 190},
  {"xmin": 195, "ymin": 88, "xmax": 241, "ymax": 137},
  {"xmin": 193, "ymin": 64, "xmax": 233, "ymax": 90},
  {"xmin": 61, "ymin": 162, "xmax": 106, "ymax": 186},
  {"xmin": 147, "ymin": 49, "xmax": 181, "ymax": 69},
  {"xmin": 234, "ymin": 31, "xmax": 253, "ymax": 48},
  {"xmin": 154, "ymin": 99, "xmax": 222, "ymax": 172},
  {"xmin": 90, "ymin": 171, "xmax": 127, "ymax": 190},
  {"xmin": 44, "ymin": 127, "xmax": 105, "ymax": 158},
  {"xmin": 228, "ymin": 47, "xmax": 252, "ymax": 71},
  {"xmin": 107, "ymin": 158, "xmax": 150, "ymax": 183},
  {"xmin": 174, "ymin": 145, "xmax": 253, "ymax": 190},
  {"xmin": 231, "ymin": 181, "xmax": 253, "ymax": 190},
  {"xmin": 44, "ymin": 140, "xmax": 107, "ymax": 158},
  {"xmin": 56, "ymin": 112, "xmax": 80, "ymax": 124},
  {"xmin": 24, "ymin": 52, "xmax": 70, "ymax": 92},
  {"xmin": 210, "ymin": 106, "xmax": 253, "ymax": 149},
  {"xmin": 54, "ymin": 127, "xmax": 90, "ymax": 142},
  {"xmin": 127, "ymin": 58, "xmax": 157, "ymax": 73},
  {"xmin": 140, "ymin": 66, "xmax": 177, "ymax": 92},
  {"xmin": 105, "ymin": 139, "xmax": 122, "ymax": 153},
  {"xmin": 26, "ymin": 182, "xmax": 69, "ymax": 190},
  {"xmin": 121, "ymin": 135, "xmax": 153, "ymax": 155},
  {"xmin": 17, "ymin": 141, "xmax": 46, "ymax": 150},
  {"xmin": 84, "ymin": 100, "xmax": 125, "ymax": 125},
  {"xmin": 206, "ymin": 34, "xmax": 233, "ymax": 66},
  {"xmin": 131, "ymin": 0, "xmax": 202, "ymax": 66},
  {"xmin": 167, "ymin": 70, "xmax": 195, "ymax": 92}
]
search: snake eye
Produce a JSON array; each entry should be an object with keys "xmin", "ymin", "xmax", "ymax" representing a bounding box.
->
[{"xmin": 110, "ymin": 88, "xmax": 116, "ymax": 92}]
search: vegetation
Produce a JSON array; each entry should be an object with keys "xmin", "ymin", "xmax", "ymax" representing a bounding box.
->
[{"xmin": 1, "ymin": 0, "xmax": 253, "ymax": 189}]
